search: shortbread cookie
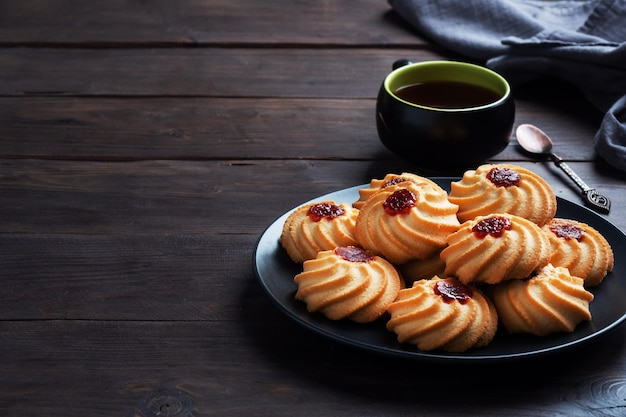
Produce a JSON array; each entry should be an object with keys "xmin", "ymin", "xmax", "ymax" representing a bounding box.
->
[
  {"xmin": 543, "ymin": 218, "xmax": 614, "ymax": 287},
  {"xmin": 281, "ymin": 201, "xmax": 359, "ymax": 263},
  {"xmin": 353, "ymin": 172, "xmax": 441, "ymax": 210},
  {"xmin": 355, "ymin": 181, "xmax": 460, "ymax": 264},
  {"xmin": 386, "ymin": 276, "xmax": 498, "ymax": 353},
  {"xmin": 441, "ymin": 213, "xmax": 552, "ymax": 284},
  {"xmin": 449, "ymin": 163, "xmax": 557, "ymax": 226},
  {"xmin": 397, "ymin": 251, "xmax": 447, "ymax": 283},
  {"xmin": 294, "ymin": 246, "xmax": 403, "ymax": 323},
  {"xmin": 491, "ymin": 264, "xmax": 594, "ymax": 336}
]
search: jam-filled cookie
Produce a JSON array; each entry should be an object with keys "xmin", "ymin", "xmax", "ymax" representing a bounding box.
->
[
  {"xmin": 355, "ymin": 181, "xmax": 460, "ymax": 264},
  {"xmin": 386, "ymin": 276, "xmax": 498, "ymax": 353},
  {"xmin": 441, "ymin": 213, "xmax": 552, "ymax": 285},
  {"xmin": 294, "ymin": 246, "xmax": 403, "ymax": 323},
  {"xmin": 449, "ymin": 163, "xmax": 557, "ymax": 226},
  {"xmin": 281, "ymin": 201, "xmax": 359, "ymax": 263}
]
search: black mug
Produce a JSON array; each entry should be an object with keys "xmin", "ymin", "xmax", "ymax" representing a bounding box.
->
[{"xmin": 376, "ymin": 60, "xmax": 515, "ymax": 172}]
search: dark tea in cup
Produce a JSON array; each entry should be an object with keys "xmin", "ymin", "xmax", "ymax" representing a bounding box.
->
[
  {"xmin": 394, "ymin": 80, "xmax": 502, "ymax": 109},
  {"xmin": 376, "ymin": 60, "xmax": 515, "ymax": 172}
]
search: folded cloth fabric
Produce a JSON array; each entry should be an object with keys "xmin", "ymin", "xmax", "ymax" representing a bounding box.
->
[{"xmin": 388, "ymin": 0, "xmax": 626, "ymax": 171}]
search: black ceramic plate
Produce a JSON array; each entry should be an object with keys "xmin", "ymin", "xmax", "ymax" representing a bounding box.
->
[{"xmin": 253, "ymin": 178, "xmax": 626, "ymax": 362}]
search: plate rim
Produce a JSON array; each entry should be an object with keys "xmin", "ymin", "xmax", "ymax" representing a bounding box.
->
[{"xmin": 253, "ymin": 178, "xmax": 626, "ymax": 362}]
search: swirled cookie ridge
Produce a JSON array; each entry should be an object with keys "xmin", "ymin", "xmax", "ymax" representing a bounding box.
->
[
  {"xmin": 543, "ymin": 218, "xmax": 614, "ymax": 287},
  {"xmin": 449, "ymin": 163, "xmax": 557, "ymax": 226},
  {"xmin": 294, "ymin": 247, "xmax": 403, "ymax": 323},
  {"xmin": 281, "ymin": 201, "xmax": 359, "ymax": 263},
  {"xmin": 386, "ymin": 276, "xmax": 498, "ymax": 353},
  {"xmin": 440, "ymin": 213, "xmax": 552, "ymax": 284},
  {"xmin": 355, "ymin": 181, "xmax": 460, "ymax": 264},
  {"xmin": 491, "ymin": 264, "xmax": 594, "ymax": 336},
  {"xmin": 353, "ymin": 172, "xmax": 441, "ymax": 210}
]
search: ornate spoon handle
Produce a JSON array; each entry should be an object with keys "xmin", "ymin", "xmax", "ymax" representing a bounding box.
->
[{"xmin": 550, "ymin": 153, "xmax": 611, "ymax": 214}]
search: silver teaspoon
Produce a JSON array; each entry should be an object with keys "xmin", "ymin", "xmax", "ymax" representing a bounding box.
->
[{"xmin": 515, "ymin": 124, "xmax": 611, "ymax": 214}]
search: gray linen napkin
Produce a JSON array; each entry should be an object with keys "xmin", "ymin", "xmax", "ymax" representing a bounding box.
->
[{"xmin": 388, "ymin": 0, "xmax": 626, "ymax": 172}]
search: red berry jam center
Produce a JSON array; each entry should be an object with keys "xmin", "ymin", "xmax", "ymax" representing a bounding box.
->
[
  {"xmin": 472, "ymin": 216, "xmax": 512, "ymax": 238},
  {"xmin": 335, "ymin": 246, "xmax": 374, "ymax": 262},
  {"xmin": 382, "ymin": 177, "xmax": 411, "ymax": 188},
  {"xmin": 307, "ymin": 202, "xmax": 345, "ymax": 222},
  {"xmin": 383, "ymin": 189, "xmax": 416, "ymax": 215},
  {"xmin": 487, "ymin": 167, "xmax": 521, "ymax": 187},
  {"xmin": 434, "ymin": 278, "xmax": 473, "ymax": 304},
  {"xmin": 549, "ymin": 219, "xmax": 584, "ymax": 241}
]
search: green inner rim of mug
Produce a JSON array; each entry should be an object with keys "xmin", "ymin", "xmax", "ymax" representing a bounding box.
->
[{"xmin": 384, "ymin": 61, "xmax": 511, "ymax": 112}]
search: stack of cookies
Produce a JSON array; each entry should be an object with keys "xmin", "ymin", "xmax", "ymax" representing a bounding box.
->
[{"xmin": 279, "ymin": 164, "xmax": 614, "ymax": 353}]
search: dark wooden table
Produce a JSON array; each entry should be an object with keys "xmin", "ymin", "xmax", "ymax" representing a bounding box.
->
[{"xmin": 1, "ymin": 1, "xmax": 625, "ymax": 416}]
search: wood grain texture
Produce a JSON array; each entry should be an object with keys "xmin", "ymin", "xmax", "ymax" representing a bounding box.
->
[
  {"xmin": 0, "ymin": 160, "xmax": 623, "ymax": 326},
  {"xmin": 0, "ymin": 0, "xmax": 422, "ymax": 46},
  {"xmin": 0, "ymin": 0, "xmax": 624, "ymax": 416},
  {"xmin": 0, "ymin": 48, "xmax": 448, "ymax": 97},
  {"xmin": 0, "ymin": 319, "xmax": 624, "ymax": 417},
  {"xmin": 0, "ymin": 159, "xmax": 623, "ymax": 231},
  {"xmin": 0, "ymin": 95, "xmax": 603, "ymax": 161}
]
